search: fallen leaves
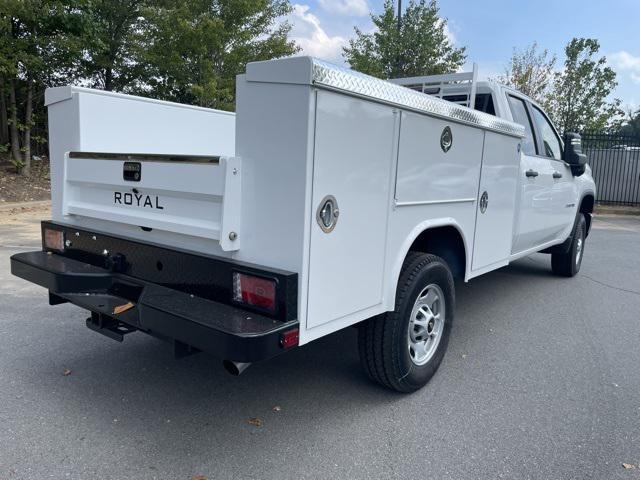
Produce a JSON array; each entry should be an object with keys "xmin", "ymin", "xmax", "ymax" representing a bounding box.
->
[
  {"xmin": 247, "ymin": 417, "xmax": 263, "ymax": 427},
  {"xmin": 246, "ymin": 406, "xmax": 281, "ymax": 427},
  {"xmin": 62, "ymin": 368, "xmax": 72, "ymax": 376},
  {"xmin": 113, "ymin": 302, "xmax": 135, "ymax": 315},
  {"xmin": 623, "ymin": 463, "xmax": 636, "ymax": 469}
]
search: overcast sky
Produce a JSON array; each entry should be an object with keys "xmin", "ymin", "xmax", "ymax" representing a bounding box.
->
[{"xmin": 288, "ymin": 0, "xmax": 640, "ymax": 110}]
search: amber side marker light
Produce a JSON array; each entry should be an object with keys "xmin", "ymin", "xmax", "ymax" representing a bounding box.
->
[{"xmin": 44, "ymin": 228, "xmax": 65, "ymax": 252}]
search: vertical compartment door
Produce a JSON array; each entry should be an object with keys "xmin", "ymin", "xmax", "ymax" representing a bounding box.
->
[
  {"xmin": 306, "ymin": 91, "xmax": 396, "ymax": 331},
  {"xmin": 472, "ymin": 132, "xmax": 520, "ymax": 271}
]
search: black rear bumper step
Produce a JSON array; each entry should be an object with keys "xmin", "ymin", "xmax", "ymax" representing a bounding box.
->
[{"xmin": 11, "ymin": 251, "xmax": 299, "ymax": 363}]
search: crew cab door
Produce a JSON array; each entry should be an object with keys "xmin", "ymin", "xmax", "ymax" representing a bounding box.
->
[
  {"xmin": 528, "ymin": 104, "xmax": 576, "ymax": 232},
  {"xmin": 507, "ymin": 94, "xmax": 561, "ymax": 254}
]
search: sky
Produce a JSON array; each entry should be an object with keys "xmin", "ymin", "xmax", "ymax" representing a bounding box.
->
[{"xmin": 287, "ymin": 0, "xmax": 640, "ymax": 110}]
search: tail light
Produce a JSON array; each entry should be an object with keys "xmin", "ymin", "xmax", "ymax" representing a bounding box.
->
[
  {"xmin": 232, "ymin": 272, "xmax": 277, "ymax": 312},
  {"xmin": 44, "ymin": 228, "xmax": 65, "ymax": 252},
  {"xmin": 280, "ymin": 328, "xmax": 299, "ymax": 349}
]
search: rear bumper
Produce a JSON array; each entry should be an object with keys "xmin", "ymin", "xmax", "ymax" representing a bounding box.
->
[{"xmin": 11, "ymin": 250, "xmax": 299, "ymax": 363}]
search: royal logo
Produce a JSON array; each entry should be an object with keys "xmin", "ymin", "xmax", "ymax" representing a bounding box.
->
[{"xmin": 114, "ymin": 192, "xmax": 164, "ymax": 210}]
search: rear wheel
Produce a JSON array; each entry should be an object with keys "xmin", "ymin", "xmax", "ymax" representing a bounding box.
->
[
  {"xmin": 358, "ymin": 253, "xmax": 454, "ymax": 393},
  {"xmin": 552, "ymin": 213, "xmax": 586, "ymax": 277}
]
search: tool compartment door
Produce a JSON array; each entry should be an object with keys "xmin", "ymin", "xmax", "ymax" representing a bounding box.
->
[
  {"xmin": 306, "ymin": 91, "xmax": 396, "ymax": 330},
  {"xmin": 471, "ymin": 131, "xmax": 520, "ymax": 271}
]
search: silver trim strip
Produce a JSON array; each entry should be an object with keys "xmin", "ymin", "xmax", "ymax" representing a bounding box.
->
[
  {"xmin": 68, "ymin": 151, "xmax": 221, "ymax": 164},
  {"xmin": 310, "ymin": 59, "xmax": 525, "ymax": 138},
  {"xmin": 395, "ymin": 198, "xmax": 476, "ymax": 207}
]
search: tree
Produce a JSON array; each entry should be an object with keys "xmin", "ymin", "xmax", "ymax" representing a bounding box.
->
[
  {"xmin": 546, "ymin": 38, "xmax": 622, "ymax": 133},
  {"xmin": 0, "ymin": 0, "xmax": 83, "ymax": 174},
  {"xmin": 496, "ymin": 42, "xmax": 556, "ymax": 104},
  {"xmin": 343, "ymin": 0, "xmax": 465, "ymax": 79},
  {"xmin": 141, "ymin": 0, "xmax": 298, "ymax": 111},
  {"xmin": 80, "ymin": 0, "xmax": 150, "ymax": 92},
  {"xmin": 619, "ymin": 108, "xmax": 640, "ymax": 139},
  {"xmin": 0, "ymin": 75, "xmax": 8, "ymax": 147}
]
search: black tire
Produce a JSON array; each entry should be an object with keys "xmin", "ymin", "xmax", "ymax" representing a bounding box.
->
[
  {"xmin": 358, "ymin": 253, "xmax": 454, "ymax": 393},
  {"xmin": 552, "ymin": 213, "xmax": 586, "ymax": 277}
]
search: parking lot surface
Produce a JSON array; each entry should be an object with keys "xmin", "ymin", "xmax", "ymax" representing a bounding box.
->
[{"xmin": 1, "ymin": 212, "xmax": 639, "ymax": 480}]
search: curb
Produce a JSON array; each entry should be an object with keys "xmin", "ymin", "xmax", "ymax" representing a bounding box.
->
[
  {"xmin": 594, "ymin": 205, "xmax": 640, "ymax": 217},
  {"xmin": 0, "ymin": 200, "xmax": 51, "ymax": 212}
]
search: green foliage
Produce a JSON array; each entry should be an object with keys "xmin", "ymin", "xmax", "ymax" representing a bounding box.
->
[
  {"xmin": 80, "ymin": 0, "xmax": 150, "ymax": 92},
  {"xmin": 619, "ymin": 108, "xmax": 640, "ymax": 139},
  {"xmin": 141, "ymin": 0, "xmax": 299, "ymax": 110},
  {"xmin": 546, "ymin": 38, "xmax": 622, "ymax": 133},
  {"xmin": 495, "ymin": 42, "xmax": 556, "ymax": 105},
  {"xmin": 0, "ymin": 0, "xmax": 86, "ymax": 174},
  {"xmin": 10, "ymin": 154, "xmax": 24, "ymax": 172},
  {"xmin": 0, "ymin": 0, "xmax": 298, "ymax": 176},
  {"xmin": 0, "ymin": 0, "xmax": 85, "ymax": 84},
  {"xmin": 343, "ymin": 0, "xmax": 465, "ymax": 79}
]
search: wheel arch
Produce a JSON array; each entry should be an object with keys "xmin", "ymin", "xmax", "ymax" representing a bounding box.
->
[
  {"xmin": 579, "ymin": 192, "xmax": 595, "ymax": 236},
  {"xmin": 387, "ymin": 220, "xmax": 469, "ymax": 309}
]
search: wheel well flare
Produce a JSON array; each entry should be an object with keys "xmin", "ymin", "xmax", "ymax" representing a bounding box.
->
[{"xmin": 408, "ymin": 226, "xmax": 466, "ymax": 279}]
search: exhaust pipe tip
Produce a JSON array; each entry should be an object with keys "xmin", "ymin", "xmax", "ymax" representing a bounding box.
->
[{"xmin": 222, "ymin": 360, "xmax": 251, "ymax": 376}]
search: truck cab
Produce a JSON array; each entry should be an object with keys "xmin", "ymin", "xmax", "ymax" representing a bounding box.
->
[{"xmin": 487, "ymin": 82, "xmax": 594, "ymax": 256}]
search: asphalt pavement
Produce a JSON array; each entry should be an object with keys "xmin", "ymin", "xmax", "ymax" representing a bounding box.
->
[{"xmin": 1, "ymin": 213, "xmax": 639, "ymax": 480}]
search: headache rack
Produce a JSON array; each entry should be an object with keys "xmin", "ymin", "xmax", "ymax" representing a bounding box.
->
[{"xmin": 389, "ymin": 63, "xmax": 478, "ymax": 109}]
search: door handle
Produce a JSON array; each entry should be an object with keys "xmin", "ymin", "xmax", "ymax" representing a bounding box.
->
[
  {"xmin": 525, "ymin": 169, "xmax": 539, "ymax": 178},
  {"xmin": 553, "ymin": 171, "xmax": 563, "ymax": 179}
]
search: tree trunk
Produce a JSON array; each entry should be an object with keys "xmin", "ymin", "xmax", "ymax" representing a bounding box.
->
[
  {"xmin": 8, "ymin": 79, "xmax": 21, "ymax": 167},
  {"xmin": 0, "ymin": 76, "xmax": 8, "ymax": 146},
  {"xmin": 22, "ymin": 81, "xmax": 33, "ymax": 176},
  {"xmin": 104, "ymin": 67, "xmax": 113, "ymax": 91}
]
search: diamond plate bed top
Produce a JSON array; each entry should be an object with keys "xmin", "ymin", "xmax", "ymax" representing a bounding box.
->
[
  {"xmin": 246, "ymin": 57, "xmax": 525, "ymax": 138},
  {"xmin": 310, "ymin": 59, "xmax": 524, "ymax": 138}
]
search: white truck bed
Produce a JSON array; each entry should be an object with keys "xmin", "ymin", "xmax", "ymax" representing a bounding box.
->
[
  {"xmin": 236, "ymin": 57, "xmax": 524, "ymax": 342},
  {"xmin": 43, "ymin": 57, "xmax": 527, "ymax": 345}
]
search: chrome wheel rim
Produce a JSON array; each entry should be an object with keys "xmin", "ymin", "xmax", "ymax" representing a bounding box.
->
[
  {"xmin": 576, "ymin": 236, "xmax": 583, "ymax": 266},
  {"xmin": 407, "ymin": 284, "xmax": 445, "ymax": 366}
]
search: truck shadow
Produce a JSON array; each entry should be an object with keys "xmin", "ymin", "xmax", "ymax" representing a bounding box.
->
[{"xmin": 25, "ymin": 254, "xmax": 560, "ymax": 469}]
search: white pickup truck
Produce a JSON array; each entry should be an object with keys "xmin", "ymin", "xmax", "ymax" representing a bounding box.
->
[{"xmin": 11, "ymin": 57, "xmax": 595, "ymax": 392}]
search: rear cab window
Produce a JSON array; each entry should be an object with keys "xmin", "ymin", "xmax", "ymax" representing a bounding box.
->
[
  {"xmin": 442, "ymin": 93, "xmax": 496, "ymax": 115},
  {"xmin": 473, "ymin": 93, "xmax": 495, "ymax": 115}
]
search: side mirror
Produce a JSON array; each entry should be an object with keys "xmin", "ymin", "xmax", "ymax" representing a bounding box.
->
[{"xmin": 563, "ymin": 132, "xmax": 587, "ymax": 176}]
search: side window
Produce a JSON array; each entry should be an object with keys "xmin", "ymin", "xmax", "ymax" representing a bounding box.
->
[
  {"xmin": 506, "ymin": 95, "xmax": 536, "ymax": 155},
  {"xmin": 531, "ymin": 106, "xmax": 562, "ymax": 160}
]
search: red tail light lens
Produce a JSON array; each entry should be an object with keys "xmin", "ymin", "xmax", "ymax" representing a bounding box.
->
[
  {"xmin": 232, "ymin": 272, "xmax": 277, "ymax": 312},
  {"xmin": 44, "ymin": 228, "xmax": 65, "ymax": 252},
  {"xmin": 280, "ymin": 328, "xmax": 299, "ymax": 349}
]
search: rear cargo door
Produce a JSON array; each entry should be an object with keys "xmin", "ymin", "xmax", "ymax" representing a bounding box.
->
[
  {"xmin": 306, "ymin": 91, "xmax": 397, "ymax": 331},
  {"xmin": 62, "ymin": 153, "xmax": 241, "ymax": 251}
]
